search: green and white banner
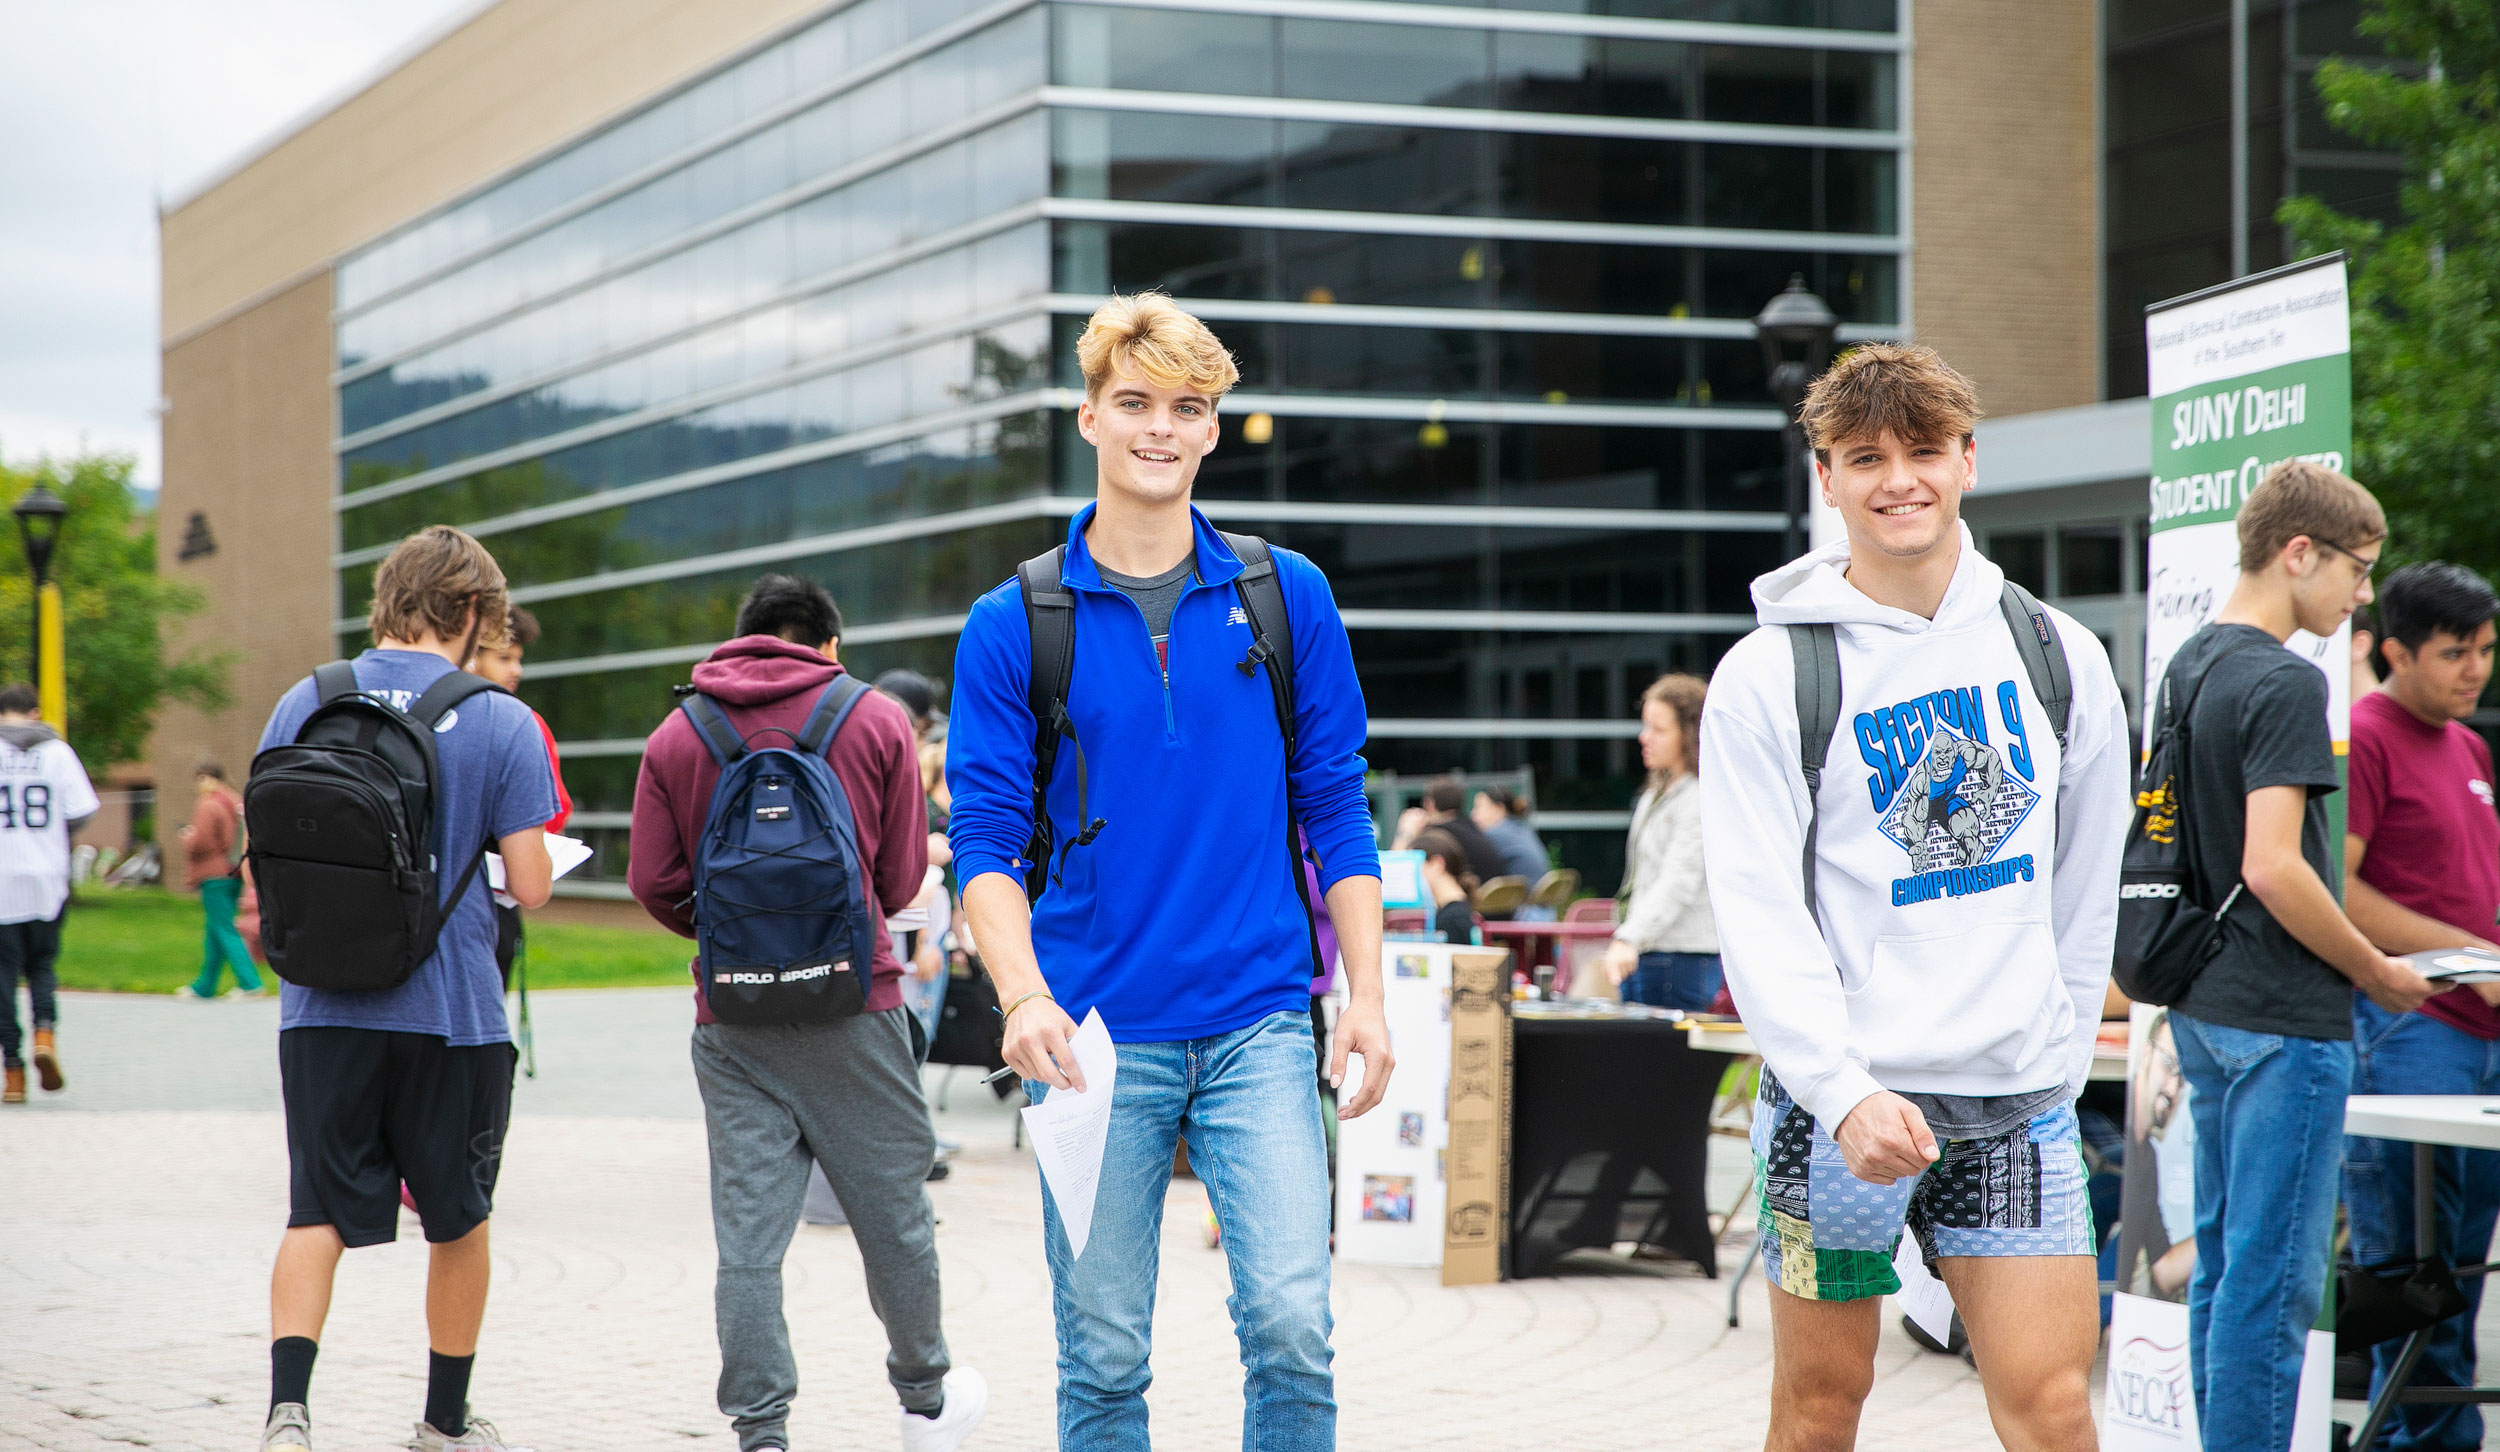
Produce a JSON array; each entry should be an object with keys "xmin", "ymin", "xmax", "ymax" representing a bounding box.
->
[
  {"xmin": 2141, "ymin": 252, "xmax": 2356, "ymax": 746},
  {"xmin": 2105, "ymin": 252, "xmax": 2352, "ymax": 1452}
]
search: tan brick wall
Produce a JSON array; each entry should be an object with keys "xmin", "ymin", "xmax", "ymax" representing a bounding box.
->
[
  {"xmin": 1910, "ymin": 0, "xmax": 2102, "ymax": 416},
  {"xmin": 151, "ymin": 272, "xmax": 336, "ymax": 871},
  {"xmin": 161, "ymin": 0, "xmax": 832, "ymax": 344}
]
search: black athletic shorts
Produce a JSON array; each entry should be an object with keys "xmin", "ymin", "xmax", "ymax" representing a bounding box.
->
[{"xmin": 279, "ymin": 1027, "xmax": 516, "ymax": 1247}]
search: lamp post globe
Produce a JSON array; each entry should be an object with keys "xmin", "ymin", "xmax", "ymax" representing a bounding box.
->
[
  {"xmin": 12, "ymin": 484, "xmax": 66, "ymax": 700},
  {"xmin": 12, "ymin": 484, "xmax": 65, "ymax": 584},
  {"xmin": 1751, "ymin": 275, "xmax": 1841, "ymax": 558}
]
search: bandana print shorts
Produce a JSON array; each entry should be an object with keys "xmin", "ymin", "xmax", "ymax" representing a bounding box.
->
[{"xmin": 1751, "ymin": 1072, "xmax": 2094, "ymax": 1302}]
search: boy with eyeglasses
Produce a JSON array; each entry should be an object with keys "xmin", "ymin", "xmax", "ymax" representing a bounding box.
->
[{"xmin": 2160, "ymin": 459, "xmax": 2435, "ymax": 1449}]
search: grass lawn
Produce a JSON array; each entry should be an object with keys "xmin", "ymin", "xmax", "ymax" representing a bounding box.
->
[{"xmin": 54, "ymin": 887, "xmax": 694, "ymax": 993}]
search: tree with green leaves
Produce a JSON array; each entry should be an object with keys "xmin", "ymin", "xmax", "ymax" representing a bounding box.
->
[
  {"xmin": 2282, "ymin": 1, "xmax": 2500, "ymax": 575},
  {"xmin": 0, "ymin": 453, "xmax": 230, "ymax": 773}
]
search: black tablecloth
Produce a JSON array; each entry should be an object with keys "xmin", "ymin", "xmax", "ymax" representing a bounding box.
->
[{"xmin": 1508, "ymin": 1013, "xmax": 1725, "ymax": 1278}]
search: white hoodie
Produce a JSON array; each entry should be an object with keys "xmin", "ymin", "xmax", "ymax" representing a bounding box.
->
[{"xmin": 1699, "ymin": 525, "xmax": 2131, "ymax": 1132}]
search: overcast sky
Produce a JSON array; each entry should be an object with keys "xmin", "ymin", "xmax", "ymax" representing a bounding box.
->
[{"xmin": 0, "ymin": 0, "xmax": 476, "ymax": 489}]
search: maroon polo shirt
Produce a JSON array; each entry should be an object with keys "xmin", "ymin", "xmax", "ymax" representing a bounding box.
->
[{"xmin": 2349, "ymin": 688, "xmax": 2500, "ymax": 1039}]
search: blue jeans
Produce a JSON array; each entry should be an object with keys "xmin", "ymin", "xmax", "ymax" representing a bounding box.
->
[
  {"xmin": 2171, "ymin": 1012, "xmax": 2352, "ymax": 1452},
  {"xmin": 1027, "ymin": 1009, "xmax": 1333, "ymax": 1451},
  {"xmin": 2345, "ymin": 999, "xmax": 2500, "ymax": 1450},
  {"xmin": 1624, "ymin": 951, "xmax": 1722, "ymax": 1011},
  {"xmin": 897, "ymin": 965, "xmax": 946, "ymax": 1062}
]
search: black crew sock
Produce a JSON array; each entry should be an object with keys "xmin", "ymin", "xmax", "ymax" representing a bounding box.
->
[
  {"xmin": 424, "ymin": 1351, "xmax": 474, "ymax": 1437},
  {"xmin": 270, "ymin": 1336, "xmax": 317, "ymax": 1411},
  {"xmin": 907, "ymin": 1397, "xmax": 944, "ymax": 1420}
]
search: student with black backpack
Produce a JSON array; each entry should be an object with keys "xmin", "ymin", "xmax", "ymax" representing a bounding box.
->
[
  {"xmin": 949, "ymin": 293, "xmax": 1392, "ymax": 1450},
  {"xmin": 627, "ymin": 574, "xmax": 986, "ymax": 1452},
  {"xmin": 1698, "ymin": 344, "xmax": 2131, "ymax": 1451},
  {"xmin": 2138, "ymin": 461, "xmax": 2433, "ymax": 1452},
  {"xmin": 248, "ymin": 525, "xmax": 556, "ymax": 1452}
]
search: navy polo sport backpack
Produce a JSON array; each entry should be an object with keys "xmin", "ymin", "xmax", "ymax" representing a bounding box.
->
[{"xmin": 680, "ymin": 675, "xmax": 881, "ymax": 1024}]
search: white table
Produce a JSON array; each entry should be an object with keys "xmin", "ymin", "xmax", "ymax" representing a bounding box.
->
[{"xmin": 2342, "ymin": 1096, "xmax": 2500, "ymax": 1450}]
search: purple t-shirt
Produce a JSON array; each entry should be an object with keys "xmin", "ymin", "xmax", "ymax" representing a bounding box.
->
[
  {"xmin": 259, "ymin": 650, "xmax": 558, "ymax": 1046},
  {"xmin": 2350, "ymin": 689, "xmax": 2500, "ymax": 1039}
]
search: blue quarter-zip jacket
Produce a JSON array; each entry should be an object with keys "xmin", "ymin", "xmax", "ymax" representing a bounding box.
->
[{"xmin": 948, "ymin": 505, "xmax": 1381, "ymax": 1042}]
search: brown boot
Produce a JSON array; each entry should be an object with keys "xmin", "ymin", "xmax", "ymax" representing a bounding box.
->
[
  {"xmin": 2, "ymin": 1066, "xmax": 23, "ymax": 1103},
  {"xmin": 31, "ymin": 1028, "xmax": 60, "ymax": 1092}
]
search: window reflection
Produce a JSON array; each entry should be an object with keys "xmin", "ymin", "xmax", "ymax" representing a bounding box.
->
[
  {"xmin": 1046, "ymin": 7, "xmax": 1896, "ymax": 127},
  {"xmin": 340, "ymin": 319, "xmax": 1053, "ymax": 547},
  {"xmin": 339, "ymin": 11, "xmax": 1044, "ymax": 372},
  {"xmin": 1049, "ymin": 107, "xmax": 1898, "ymax": 233},
  {"xmin": 342, "ymin": 155, "xmax": 1045, "ymax": 453},
  {"xmin": 338, "ymin": 0, "xmax": 1011, "ymax": 311},
  {"xmin": 1051, "ymin": 220, "xmax": 1897, "ymax": 325}
]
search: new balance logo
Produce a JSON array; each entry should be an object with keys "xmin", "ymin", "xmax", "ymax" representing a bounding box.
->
[
  {"xmin": 1227, "ymin": 606, "xmax": 1248, "ymax": 626},
  {"xmin": 2119, "ymin": 882, "xmax": 2182, "ymax": 899}
]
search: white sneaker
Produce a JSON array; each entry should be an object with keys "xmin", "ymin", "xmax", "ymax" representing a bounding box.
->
[
  {"xmin": 898, "ymin": 1368, "xmax": 987, "ymax": 1452},
  {"xmin": 409, "ymin": 1413, "xmax": 534, "ymax": 1451},
  {"xmin": 261, "ymin": 1402, "xmax": 312, "ymax": 1449}
]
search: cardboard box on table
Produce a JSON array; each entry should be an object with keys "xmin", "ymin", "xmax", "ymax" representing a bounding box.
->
[{"xmin": 1330, "ymin": 943, "xmax": 1511, "ymax": 1281}]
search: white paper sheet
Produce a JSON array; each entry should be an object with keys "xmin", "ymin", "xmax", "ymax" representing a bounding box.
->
[
  {"xmin": 1890, "ymin": 1238, "xmax": 1956, "ymax": 1347},
  {"xmin": 486, "ymin": 832, "xmax": 594, "ymax": 893},
  {"xmin": 1020, "ymin": 1008, "xmax": 1120, "ymax": 1260}
]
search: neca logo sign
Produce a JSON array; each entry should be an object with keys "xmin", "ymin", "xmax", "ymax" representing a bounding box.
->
[{"xmin": 2120, "ymin": 882, "xmax": 2182, "ymax": 899}]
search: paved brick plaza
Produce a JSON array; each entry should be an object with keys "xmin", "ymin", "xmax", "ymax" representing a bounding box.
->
[{"xmin": 1, "ymin": 989, "xmax": 2011, "ymax": 1450}]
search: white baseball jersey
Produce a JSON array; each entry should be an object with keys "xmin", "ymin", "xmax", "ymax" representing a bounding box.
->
[{"xmin": 0, "ymin": 731, "xmax": 100, "ymax": 924}]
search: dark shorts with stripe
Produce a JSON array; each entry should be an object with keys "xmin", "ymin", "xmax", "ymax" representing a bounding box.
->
[
  {"xmin": 280, "ymin": 1027, "xmax": 516, "ymax": 1247},
  {"xmin": 1751, "ymin": 1072, "xmax": 2093, "ymax": 1302}
]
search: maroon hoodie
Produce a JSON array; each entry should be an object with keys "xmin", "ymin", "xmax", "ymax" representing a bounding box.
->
[{"xmin": 628, "ymin": 635, "xmax": 928, "ymax": 1022}]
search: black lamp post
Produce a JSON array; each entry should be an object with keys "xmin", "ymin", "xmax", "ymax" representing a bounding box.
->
[
  {"xmin": 1753, "ymin": 275, "xmax": 1841, "ymax": 559},
  {"xmin": 13, "ymin": 484, "xmax": 66, "ymax": 686}
]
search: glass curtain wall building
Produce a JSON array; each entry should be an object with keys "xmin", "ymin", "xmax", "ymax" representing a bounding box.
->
[
  {"xmin": 328, "ymin": 0, "xmax": 1906, "ymax": 889},
  {"xmin": 2103, "ymin": 0, "xmax": 2407, "ymax": 398}
]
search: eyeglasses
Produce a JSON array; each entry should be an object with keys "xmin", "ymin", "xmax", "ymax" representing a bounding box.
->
[{"xmin": 2316, "ymin": 538, "xmax": 2381, "ymax": 580}]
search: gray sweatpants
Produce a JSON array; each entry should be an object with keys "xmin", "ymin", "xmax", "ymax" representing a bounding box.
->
[{"xmin": 692, "ymin": 1008, "xmax": 948, "ymax": 1452}]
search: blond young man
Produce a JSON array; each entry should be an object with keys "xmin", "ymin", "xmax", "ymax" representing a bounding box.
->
[
  {"xmin": 255, "ymin": 527, "xmax": 557, "ymax": 1452},
  {"xmin": 1700, "ymin": 344, "xmax": 2131, "ymax": 1451},
  {"xmin": 2160, "ymin": 462, "xmax": 2434, "ymax": 1451},
  {"xmin": 947, "ymin": 294, "xmax": 1391, "ymax": 1450}
]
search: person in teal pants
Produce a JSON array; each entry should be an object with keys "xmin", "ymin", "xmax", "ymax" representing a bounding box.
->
[{"xmin": 181, "ymin": 764, "xmax": 261, "ymax": 998}]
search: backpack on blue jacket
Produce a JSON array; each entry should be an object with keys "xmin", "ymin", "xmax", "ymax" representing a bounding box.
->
[{"xmin": 679, "ymin": 675, "xmax": 879, "ymax": 1025}]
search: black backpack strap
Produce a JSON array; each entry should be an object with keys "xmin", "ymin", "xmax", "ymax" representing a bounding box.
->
[
  {"xmin": 1221, "ymin": 531, "xmax": 1325, "ymax": 980},
  {"xmin": 1999, "ymin": 581, "xmax": 2073, "ymax": 751},
  {"xmin": 796, "ymin": 674, "xmax": 873, "ymax": 756},
  {"xmin": 1222, "ymin": 532, "xmax": 1298, "ymax": 755},
  {"xmin": 407, "ymin": 669, "xmax": 500, "ymax": 728},
  {"xmin": 1789, "ymin": 623, "xmax": 1842, "ymax": 927},
  {"xmin": 1018, "ymin": 546, "xmax": 1100, "ymax": 902},
  {"xmin": 312, "ymin": 661, "xmax": 360, "ymax": 705},
  {"xmin": 679, "ymin": 694, "xmax": 746, "ymax": 767}
]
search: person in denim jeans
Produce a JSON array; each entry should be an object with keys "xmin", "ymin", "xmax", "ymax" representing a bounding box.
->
[
  {"xmin": 951, "ymin": 296, "xmax": 1391, "ymax": 1451},
  {"xmin": 1603, "ymin": 675, "xmax": 1720, "ymax": 1011},
  {"xmin": 2339, "ymin": 562, "xmax": 2500, "ymax": 1449},
  {"xmin": 2162, "ymin": 462, "xmax": 2436, "ymax": 1450}
]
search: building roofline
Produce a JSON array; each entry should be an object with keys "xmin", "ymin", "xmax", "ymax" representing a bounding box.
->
[
  {"xmin": 1975, "ymin": 397, "xmax": 2153, "ymax": 496},
  {"xmin": 160, "ymin": 0, "xmax": 505, "ymax": 217}
]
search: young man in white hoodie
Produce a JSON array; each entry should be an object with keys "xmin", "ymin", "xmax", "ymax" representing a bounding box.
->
[{"xmin": 1701, "ymin": 343, "xmax": 2130, "ymax": 1451}]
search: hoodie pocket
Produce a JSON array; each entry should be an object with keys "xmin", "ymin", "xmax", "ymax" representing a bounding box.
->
[{"xmin": 1846, "ymin": 919, "xmax": 2070, "ymax": 1078}]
